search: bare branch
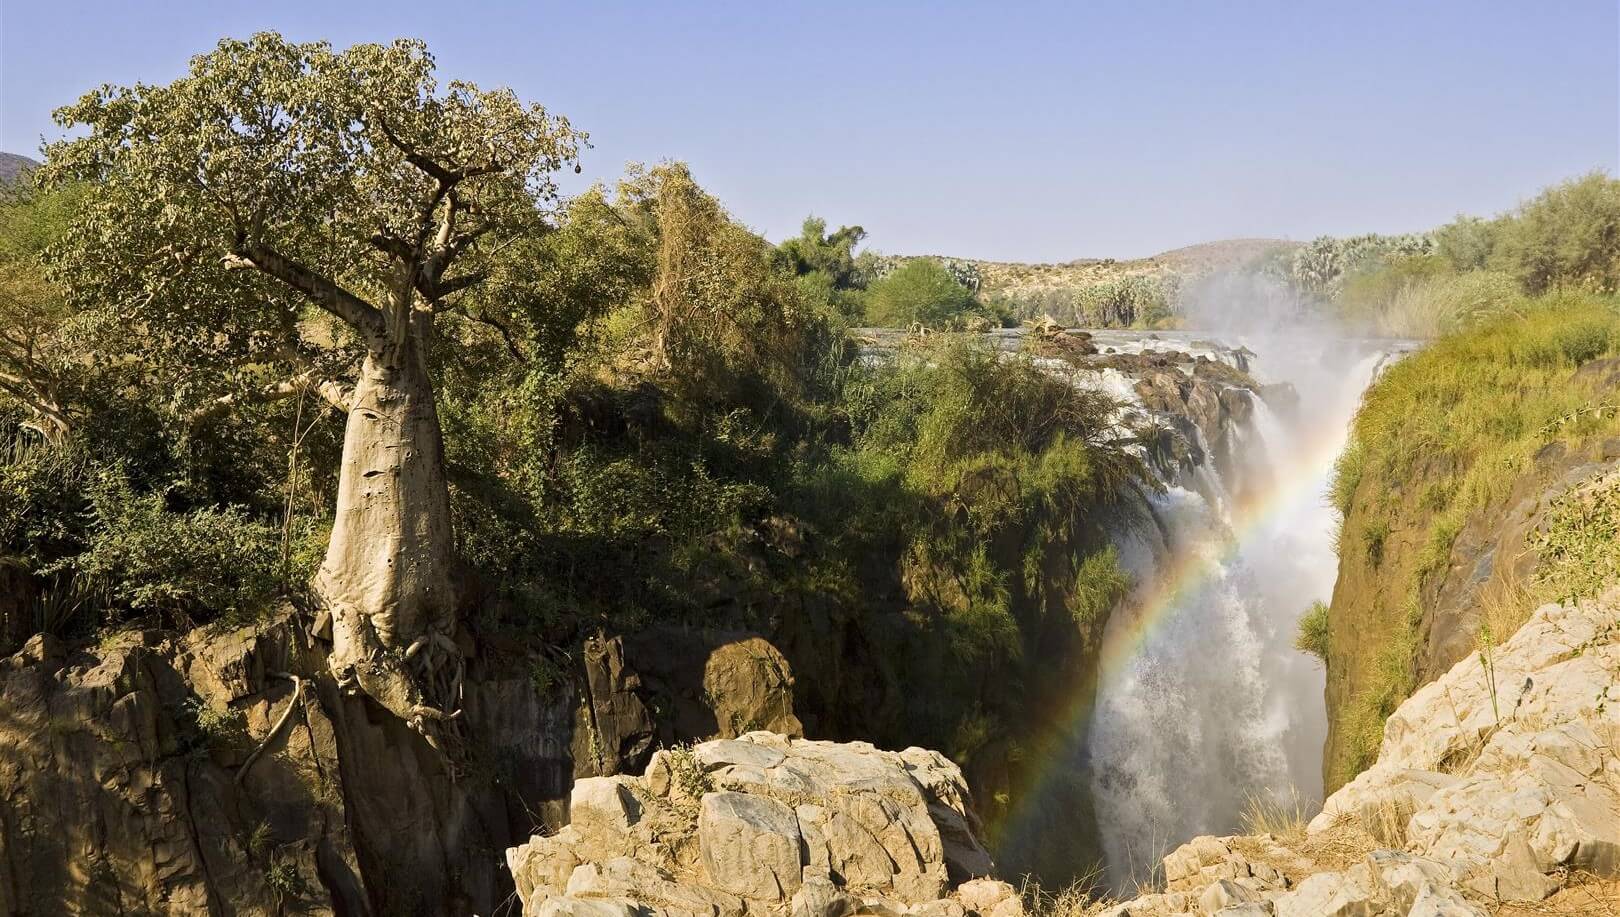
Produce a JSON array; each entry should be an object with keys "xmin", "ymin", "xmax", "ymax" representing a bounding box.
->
[
  {"xmin": 467, "ymin": 310, "xmax": 527, "ymax": 363},
  {"xmin": 188, "ymin": 368, "xmax": 353, "ymax": 425},
  {"xmin": 226, "ymin": 242, "xmax": 388, "ymax": 347}
]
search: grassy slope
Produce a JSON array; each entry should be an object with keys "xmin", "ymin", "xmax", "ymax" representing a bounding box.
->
[{"xmin": 1323, "ymin": 293, "xmax": 1620, "ymax": 788}]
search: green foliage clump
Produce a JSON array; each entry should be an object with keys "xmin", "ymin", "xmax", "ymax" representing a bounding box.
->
[
  {"xmin": 185, "ymin": 696, "xmax": 249, "ymax": 751},
  {"xmin": 1071, "ymin": 274, "xmax": 1174, "ymax": 327},
  {"xmin": 1070, "ymin": 546, "xmax": 1130, "ymax": 625},
  {"xmin": 1288, "ymin": 233, "xmax": 1434, "ymax": 299},
  {"xmin": 1529, "ymin": 471, "xmax": 1620, "ymax": 604},
  {"xmin": 987, "ymin": 273, "xmax": 1174, "ymax": 329},
  {"xmin": 1433, "ymin": 215, "xmax": 1500, "ymax": 272},
  {"xmin": 863, "ymin": 258, "xmax": 982, "ymax": 328},
  {"xmin": 1492, "ymin": 172, "xmax": 1620, "ymax": 294},
  {"xmin": 664, "ymin": 742, "xmax": 715, "ymax": 800},
  {"xmin": 1294, "ymin": 600, "xmax": 1331, "ymax": 663},
  {"xmin": 776, "ymin": 217, "xmax": 866, "ymax": 290},
  {"xmin": 799, "ymin": 340, "xmax": 1147, "ymax": 755},
  {"xmin": 70, "ymin": 473, "xmax": 288, "ymax": 625}
]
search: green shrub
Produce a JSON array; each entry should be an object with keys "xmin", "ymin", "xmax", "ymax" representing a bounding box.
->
[
  {"xmin": 863, "ymin": 258, "xmax": 981, "ymax": 328},
  {"xmin": 71, "ymin": 473, "xmax": 285, "ymax": 624},
  {"xmin": 1295, "ymin": 601, "xmax": 1331, "ymax": 662},
  {"xmin": 0, "ymin": 435, "xmax": 90, "ymax": 567},
  {"xmin": 1433, "ymin": 215, "xmax": 1501, "ymax": 272},
  {"xmin": 1530, "ymin": 471, "xmax": 1620, "ymax": 603},
  {"xmin": 1070, "ymin": 545, "xmax": 1131, "ymax": 625},
  {"xmin": 1492, "ymin": 172, "xmax": 1620, "ymax": 294}
]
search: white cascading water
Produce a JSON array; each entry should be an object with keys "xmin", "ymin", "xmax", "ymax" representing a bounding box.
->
[{"xmin": 1087, "ymin": 335, "xmax": 1392, "ymax": 891}]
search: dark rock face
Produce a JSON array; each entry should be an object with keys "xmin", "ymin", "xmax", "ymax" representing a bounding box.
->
[
  {"xmin": 575, "ymin": 635, "xmax": 657, "ymax": 778},
  {"xmin": 1416, "ymin": 437, "xmax": 1620, "ymax": 683},
  {"xmin": 0, "ymin": 620, "xmax": 373, "ymax": 915},
  {"xmin": 0, "ymin": 560, "xmax": 40, "ymax": 656},
  {"xmin": 1130, "ymin": 357, "xmax": 1269, "ymax": 503},
  {"xmin": 0, "ymin": 609, "xmax": 809, "ymax": 914}
]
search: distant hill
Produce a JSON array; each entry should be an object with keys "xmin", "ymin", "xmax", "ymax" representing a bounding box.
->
[
  {"xmin": 907, "ymin": 238, "xmax": 1298, "ymax": 325},
  {"xmin": 965, "ymin": 237, "xmax": 1295, "ymax": 296},
  {"xmin": 0, "ymin": 152, "xmax": 40, "ymax": 186}
]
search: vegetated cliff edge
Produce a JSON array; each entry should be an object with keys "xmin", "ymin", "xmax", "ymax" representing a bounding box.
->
[{"xmin": 1322, "ymin": 296, "xmax": 1620, "ymax": 792}]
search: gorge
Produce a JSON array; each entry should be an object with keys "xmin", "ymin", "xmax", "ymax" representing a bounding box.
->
[
  {"xmin": 940, "ymin": 328, "xmax": 1411, "ymax": 892},
  {"xmin": 2, "ymin": 28, "xmax": 1618, "ymax": 916}
]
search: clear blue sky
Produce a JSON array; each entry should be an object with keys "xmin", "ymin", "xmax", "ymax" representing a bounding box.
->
[{"xmin": 2, "ymin": 1, "xmax": 1616, "ymax": 261}]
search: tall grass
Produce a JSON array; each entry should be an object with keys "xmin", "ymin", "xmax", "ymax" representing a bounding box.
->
[{"xmin": 1328, "ymin": 293, "xmax": 1620, "ymax": 784}]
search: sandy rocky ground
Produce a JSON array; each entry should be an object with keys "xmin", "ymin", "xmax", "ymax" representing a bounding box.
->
[{"xmin": 506, "ymin": 591, "xmax": 1620, "ymax": 917}]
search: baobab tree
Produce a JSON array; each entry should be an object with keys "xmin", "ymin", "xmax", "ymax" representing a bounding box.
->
[{"xmin": 42, "ymin": 33, "xmax": 584, "ymax": 740}]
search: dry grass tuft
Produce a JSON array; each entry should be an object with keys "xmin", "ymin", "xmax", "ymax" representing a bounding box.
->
[
  {"xmin": 1239, "ymin": 788, "xmax": 1311, "ymax": 845},
  {"xmin": 1494, "ymin": 872, "xmax": 1620, "ymax": 915},
  {"xmin": 1019, "ymin": 872, "xmax": 1115, "ymax": 917}
]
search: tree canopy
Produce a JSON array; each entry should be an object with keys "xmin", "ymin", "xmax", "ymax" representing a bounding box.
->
[
  {"xmin": 863, "ymin": 257, "xmax": 980, "ymax": 327},
  {"xmin": 40, "ymin": 33, "xmax": 585, "ymax": 412}
]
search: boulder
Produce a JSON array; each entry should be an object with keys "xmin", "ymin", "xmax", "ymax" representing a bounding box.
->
[
  {"xmin": 700, "ymin": 791, "xmax": 803, "ymax": 900},
  {"xmin": 1313, "ymin": 595, "xmax": 1620, "ymax": 888},
  {"xmin": 1271, "ymin": 864, "xmax": 1380, "ymax": 917},
  {"xmin": 1198, "ymin": 878, "xmax": 1260, "ymax": 913},
  {"xmin": 508, "ymin": 733, "xmax": 1004, "ymax": 917},
  {"xmin": 792, "ymin": 874, "xmax": 858, "ymax": 917}
]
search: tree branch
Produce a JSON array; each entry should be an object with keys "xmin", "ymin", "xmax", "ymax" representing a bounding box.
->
[
  {"xmin": 224, "ymin": 243, "xmax": 388, "ymax": 346},
  {"xmin": 188, "ymin": 368, "xmax": 353, "ymax": 425},
  {"xmin": 467, "ymin": 311, "xmax": 527, "ymax": 363},
  {"xmin": 369, "ymin": 232, "xmax": 415, "ymax": 261},
  {"xmin": 0, "ymin": 369, "xmax": 71, "ymax": 441},
  {"xmin": 428, "ymin": 271, "xmax": 487, "ymax": 301},
  {"xmin": 375, "ymin": 118, "xmax": 457, "ymax": 187}
]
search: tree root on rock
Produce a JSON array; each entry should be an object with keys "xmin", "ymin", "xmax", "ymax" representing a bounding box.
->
[
  {"xmin": 236, "ymin": 672, "xmax": 305, "ymax": 787},
  {"xmin": 327, "ymin": 603, "xmax": 467, "ymax": 760}
]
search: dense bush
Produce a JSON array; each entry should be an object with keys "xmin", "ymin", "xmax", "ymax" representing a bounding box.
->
[
  {"xmin": 1492, "ymin": 172, "xmax": 1620, "ymax": 294},
  {"xmin": 1295, "ymin": 600, "xmax": 1330, "ymax": 662},
  {"xmin": 862, "ymin": 258, "xmax": 983, "ymax": 328},
  {"xmin": 70, "ymin": 476, "xmax": 290, "ymax": 625}
]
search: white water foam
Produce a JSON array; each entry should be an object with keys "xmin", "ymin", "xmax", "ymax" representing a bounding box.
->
[{"xmin": 1088, "ymin": 340, "xmax": 1391, "ymax": 890}]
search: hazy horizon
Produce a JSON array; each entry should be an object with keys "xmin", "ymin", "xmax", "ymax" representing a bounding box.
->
[{"xmin": 3, "ymin": 1, "xmax": 1616, "ymax": 262}]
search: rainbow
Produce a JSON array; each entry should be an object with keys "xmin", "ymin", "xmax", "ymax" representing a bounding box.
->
[{"xmin": 990, "ymin": 403, "xmax": 1362, "ymax": 865}]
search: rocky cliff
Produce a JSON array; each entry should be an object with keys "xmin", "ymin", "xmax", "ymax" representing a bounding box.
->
[
  {"xmin": 1092, "ymin": 591, "xmax": 1620, "ymax": 916},
  {"xmin": 0, "ymin": 610, "xmax": 801, "ymax": 914}
]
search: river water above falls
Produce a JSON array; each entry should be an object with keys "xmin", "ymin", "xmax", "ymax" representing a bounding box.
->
[{"xmin": 1079, "ymin": 330, "xmax": 1401, "ymax": 891}]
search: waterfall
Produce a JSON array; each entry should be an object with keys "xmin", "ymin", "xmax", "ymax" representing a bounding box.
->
[{"xmin": 1087, "ymin": 338, "xmax": 1392, "ymax": 891}]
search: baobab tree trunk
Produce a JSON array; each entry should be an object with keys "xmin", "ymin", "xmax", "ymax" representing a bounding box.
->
[{"xmin": 316, "ymin": 318, "xmax": 461, "ymax": 734}]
